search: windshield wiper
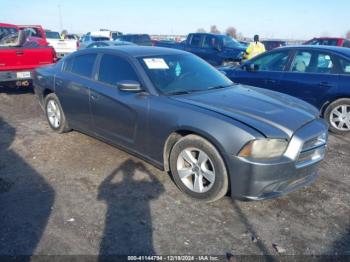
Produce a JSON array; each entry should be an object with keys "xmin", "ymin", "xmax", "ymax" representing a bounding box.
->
[
  {"xmin": 207, "ymin": 83, "xmax": 235, "ymax": 90},
  {"xmin": 166, "ymin": 90, "xmax": 192, "ymax": 96}
]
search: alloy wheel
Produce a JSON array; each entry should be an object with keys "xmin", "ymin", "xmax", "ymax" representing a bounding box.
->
[
  {"xmin": 330, "ymin": 105, "xmax": 350, "ymax": 131},
  {"xmin": 47, "ymin": 99, "xmax": 61, "ymax": 128},
  {"xmin": 176, "ymin": 147, "xmax": 216, "ymax": 193}
]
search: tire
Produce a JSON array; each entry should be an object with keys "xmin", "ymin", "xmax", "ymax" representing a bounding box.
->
[
  {"xmin": 324, "ymin": 98, "xmax": 350, "ymax": 134},
  {"xmin": 169, "ymin": 134, "xmax": 229, "ymax": 202},
  {"xmin": 44, "ymin": 93, "xmax": 70, "ymax": 133}
]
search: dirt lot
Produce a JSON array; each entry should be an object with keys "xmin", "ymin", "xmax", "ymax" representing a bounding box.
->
[{"xmin": 0, "ymin": 87, "xmax": 349, "ymax": 258}]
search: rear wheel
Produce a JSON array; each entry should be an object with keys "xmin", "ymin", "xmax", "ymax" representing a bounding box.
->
[
  {"xmin": 169, "ymin": 135, "xmax": 229, "ymax": 202},
  {"xmin": 324, "ymin": 98, "xmax": 350, "ymax": 134},
  {"xmin": 44, "ymin": 93, "xmax": 70, "ymax": 133}
]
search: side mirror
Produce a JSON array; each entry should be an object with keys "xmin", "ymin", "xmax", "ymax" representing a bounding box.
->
[{"xmin": 117, "ymin": 80, "xmax": 142, "ymax": 92}]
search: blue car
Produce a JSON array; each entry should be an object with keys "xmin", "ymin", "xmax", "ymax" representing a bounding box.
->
[
  {"xmin": 33, "ymin": 47, "xmax": 327, "ymax": 202},
  {"xmin": 220, "ymin": 45, "xmax": 350, "ymax": 134},
  {"xmin": 156, "ymin": 33, "xmax": 246, "ymax": 67}
]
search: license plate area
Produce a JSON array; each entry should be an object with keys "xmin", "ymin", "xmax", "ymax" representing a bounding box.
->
[{"xmin": 17, "ymin": 71, "xmax": 31, "ymax": 79}]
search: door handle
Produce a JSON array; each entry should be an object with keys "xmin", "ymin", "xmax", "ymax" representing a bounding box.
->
[
  {"xmin": 319, "ymin": 82, "xmax": 333, "ymax": 88},
  {"xmin": 16, "ymin": 51, "xmax": 24, "ymax": 55}
]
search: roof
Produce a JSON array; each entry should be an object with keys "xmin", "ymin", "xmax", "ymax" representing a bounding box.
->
[
  {"xmin": 278, "ymin": 45, "xmax": 350, "ymax": 57},
  {"xmin": 80, "ymin": 46, "xmax": 189, "ymax": 57},
  {"xmin": 310, "ymin": 37, "xmax": 346, "ymax": 40},
  {"xmin": 0, "ymin": 23, "xmax": 18, "ymax": 28}
]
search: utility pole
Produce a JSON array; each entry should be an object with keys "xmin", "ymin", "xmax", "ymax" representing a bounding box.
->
[{"xmin": 58, "ymin": 4, "xmax": 63, "ymax": 31}]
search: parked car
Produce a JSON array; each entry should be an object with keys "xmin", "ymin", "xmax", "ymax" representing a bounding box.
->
[
  {"xmin": 220, "ymin": 45, "xmax": 350, "ymax": 134},
  {"xmin": 304, "ymin": 37, "xmax": 350, "ymax": 48},
  {"xmin": 45, "ymin": 30, "xmax": 78, "ymax": 59},
  {"xmin": 262, "ymin": 40, "xmax": 287, "ymax": 51},
  {"xmin": 89, "ymin": 30, "xmax": 123, "ymax": 40},
  {"xmin": 116, "ymin": 34, "xmax": 152, "ymax": 46},
  {"xmin": 79, "ymin": 35, "xmax": 110, "ymax": 49},
  {"xmin": 0, "ymin": 30, "xmax": 56, "ymax": 87},
  {"xmin": 155, "ymin": 33, "xmax": 246, "ymax": 66},
  {"xmin": 33, "ymin": 46, "xmax": 328, "ymax": 202},
  {"xmin": 84, "ymin": 40, "xmax": 135, "ymax": 49}
]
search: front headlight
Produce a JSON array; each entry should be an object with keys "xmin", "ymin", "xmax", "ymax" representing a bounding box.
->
[{"xmin": 238, "ymin": 139, "xmax": 288, "ymax": 160}]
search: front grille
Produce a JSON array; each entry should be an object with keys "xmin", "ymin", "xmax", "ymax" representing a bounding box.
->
[{"xmin": 296, "ymin": 132, "xmax": 327, "ymax": 168}]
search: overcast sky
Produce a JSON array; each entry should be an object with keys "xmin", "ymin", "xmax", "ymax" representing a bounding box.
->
[{"xmin": 1, "ymin": 0, "xmax": 349, "ymax": 39}]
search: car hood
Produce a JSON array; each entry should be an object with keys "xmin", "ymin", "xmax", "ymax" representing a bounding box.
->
[{"xmin": 171, "ymin": 85, "xmax": 319, "ymax": 138}]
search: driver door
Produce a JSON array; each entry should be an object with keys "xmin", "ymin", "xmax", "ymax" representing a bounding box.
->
[
  {"xmin": 90, "ymin": 53, "xmax": 149, "ymax": 151},
  {"xmin": 231, "ymin": 50, "xmax": 291, "ymax": 91}
]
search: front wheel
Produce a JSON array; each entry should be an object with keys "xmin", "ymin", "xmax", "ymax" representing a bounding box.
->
[
  {"xmin": 169, "ymin": 135, "xmax": 229, "ymax": 202},
  {"xmin": 44, "ymin": 93, "xmax": 71, "ymax": 133},
  {"xmin": 324, "ymin": 98, "xmax": 350, "ymax": 134}
]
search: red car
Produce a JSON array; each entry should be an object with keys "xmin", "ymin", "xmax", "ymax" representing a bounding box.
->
[
  {"xmin": 304, "ymin": 37, "xmax": 350, "ymax": 48},
  {"xmin": 0, "ymin": 23, "xmax": 56, "ymax": 87}
]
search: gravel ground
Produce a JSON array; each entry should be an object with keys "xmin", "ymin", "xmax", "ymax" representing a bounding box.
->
[{"xmin": 0, "ymin": 87, "xmax": 349, "ymax": 259}]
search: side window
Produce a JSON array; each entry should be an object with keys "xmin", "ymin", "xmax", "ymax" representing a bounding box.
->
[
  {"xmin": 98, "ymin": 55, "xmax": 139, "ymax": 85},
  {"xmin": 290, "ymin": 51, "xmax": 312, "ymax": 73},
  {"xmin": 291, "ymin": 51, "xmax": 335, "ymax": 74},
  {"xmin": 68, "ymin": 54, "xmax": 97, "ymax": 78},
  {"xmin": 338, "ymin": 57, "xmax": 350, "ymax": 74},
  {"xmin": 252, "ymin": 51, "xmax": 290, "ymax": 72},
  {"xmin": 63, "ymin": 57, "xmax": 74, "ymax": 72},
  {"xmin": 343, "ymin": 40, "xmax": 350, "ymax": 48},
  {"xmin": 315, "ymin": 53, "xmax": 334, "ymax": 73},
  {"xmin": 189, "ymin": 35, "xmax": 202, "ymax": 47},
  {"xmin": 203, "ymin": 35, "xmax": 217, "ymax": 49}
]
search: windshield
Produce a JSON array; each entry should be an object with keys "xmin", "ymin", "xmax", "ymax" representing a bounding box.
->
[
  {"xmin": 222, "ymin": 36, "xmax": 242, "ymax": 48},
  {"xmin": 139, "ymin": 54, "xmax": 233, "ymax": 95},
  {"xmin": 45, "ymin": 31, "xmax": 61, "ymax": 39}
]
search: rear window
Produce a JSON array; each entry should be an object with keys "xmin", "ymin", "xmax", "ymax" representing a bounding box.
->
[
  {"xmin": 91, "ymin": 36, "xmax": 110, "ymax": 41},
  {"xmin": 64, "ymin": 54, "xmax": 97, "ymax": 78},
  {"xmin": 45, "ymin": 31, "xmax": 61, "ymax": 39}
]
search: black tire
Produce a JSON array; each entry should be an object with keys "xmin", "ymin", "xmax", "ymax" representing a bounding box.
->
[
  {"xmin": 44, "ymin": 93, "xmax": 71, "ymax": 133},
  {"xmin": 169, "ymin": 134, "xmax": 229, "ymax": 202},
  {"xmin": 324, "ymin": 98, "xmax": 350, "ymax": 135}
]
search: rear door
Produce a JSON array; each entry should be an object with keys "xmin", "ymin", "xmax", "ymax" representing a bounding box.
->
[
  {"xmin": 90, "ymin": 53, "xmax": 149, "ymax": 150},
  {"xmin": 54, "ymin": 53, "xmax": 97, "ymax": 131},
  {"xmin": 200, "ymin": 34, "xmax": 222, "ymax": 66},
  {"xmin": 184, "ymin": 34, "xmax": 204, "ymax": 57},
  {"xmin": 278, "ymin": 49, "xmax": 339, "ymax": 109},
  {"xmin": 230, "ymin": 49, "xmax": 291, "ymax": 90}
]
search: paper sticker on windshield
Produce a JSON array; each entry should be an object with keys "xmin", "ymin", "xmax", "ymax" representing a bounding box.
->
[{"xmin": 143, "ymin": 58, "xmax": 169, "ymax": 69}]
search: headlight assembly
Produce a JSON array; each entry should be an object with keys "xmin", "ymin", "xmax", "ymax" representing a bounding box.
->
[{"xmin": 238, "ymin": 139, "xmax": 288, "ymax": 160}]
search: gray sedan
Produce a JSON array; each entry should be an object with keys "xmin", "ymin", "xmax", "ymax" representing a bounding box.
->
[{"xmin": 33, "ymin": 46, "xmax": 328, "ymax": 202}]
